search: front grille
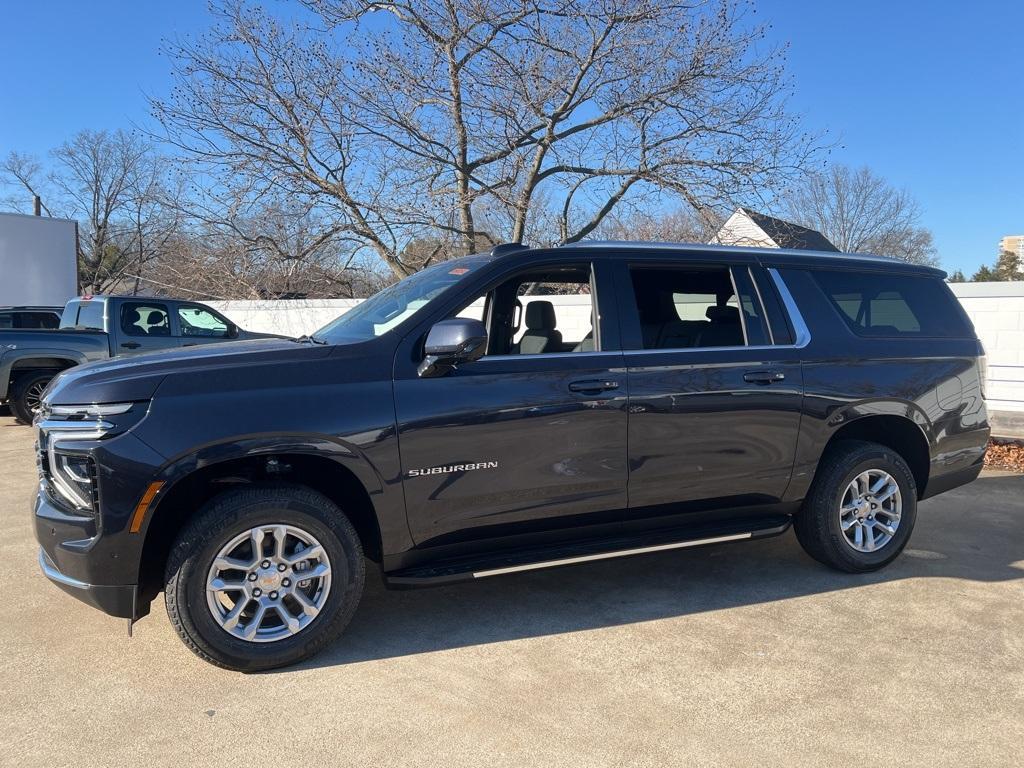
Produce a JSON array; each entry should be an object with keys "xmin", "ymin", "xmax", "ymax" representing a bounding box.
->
[
  {"xmin": 86, "ymin": 456, "xmax": 101, "ymax": 512},
  {"xmin": 35, "ymin": 431, "xmax": 53, "ymax": 492}
]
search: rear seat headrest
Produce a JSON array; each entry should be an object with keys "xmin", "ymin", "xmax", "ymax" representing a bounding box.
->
[{"xmin": 705, "ymin": 305, "xmax": 740, "ymax": 323}]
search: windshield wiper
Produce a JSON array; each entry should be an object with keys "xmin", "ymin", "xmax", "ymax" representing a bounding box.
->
[{"xmin": 292, "ymin": 334, "xmax": 328, "ymax": 345}]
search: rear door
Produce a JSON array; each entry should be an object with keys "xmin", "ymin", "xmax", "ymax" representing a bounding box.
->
[
  {"xmin": 114, "ymin": 300, "xmax": 181, "ymax": 355},
  {"xmin": 615, "ymin": 257, "xmax": 804, "ymax": 522},
  {"xmin": 393, "ymin": 259, "xmax": 629, "ymax": 547}
]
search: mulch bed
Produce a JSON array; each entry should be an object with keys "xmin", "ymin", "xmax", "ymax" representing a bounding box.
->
[{"xmin": 985, "ymin": 440, "xmax": 1024, "ymax": 473}]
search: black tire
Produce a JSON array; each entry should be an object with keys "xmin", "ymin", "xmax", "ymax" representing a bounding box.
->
[
  {"xmin": 794, "ymin": 440, "xmax": 918, "ymax": 573},
  {"xmin": 164, "ymin": 485, "xmax": 365, "ymax": 672},
  {"xmin": 10, "ymin": 372, "xmax": 54, "ymax": 424}
]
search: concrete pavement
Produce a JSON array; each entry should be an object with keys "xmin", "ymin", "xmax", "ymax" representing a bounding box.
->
[{"xmin": 1, "ymin": 411, "xmax": 1022, "ymax": 767}]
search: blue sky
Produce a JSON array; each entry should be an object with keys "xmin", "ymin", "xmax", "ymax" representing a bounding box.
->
[{"xmin": 1, "ymin": 0, "xmax": 1021, "ymax": 274}]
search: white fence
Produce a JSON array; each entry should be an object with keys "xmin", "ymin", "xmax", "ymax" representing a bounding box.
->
[
  {"xmin": 949, "ymin": 281, "xmax": 1024, "ymax": 437},
  {"xmin": 207, "ymin": 299, "xmax": 363, "ymax": 339},
  {"xmin": 211, "ymin": 281, "xmax": 1024, "ymax": 437}
]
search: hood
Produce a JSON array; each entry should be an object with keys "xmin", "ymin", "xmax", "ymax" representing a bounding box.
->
[{"xmin": 44, "ymin": 338, "xmax": 335, "ymax": 406}]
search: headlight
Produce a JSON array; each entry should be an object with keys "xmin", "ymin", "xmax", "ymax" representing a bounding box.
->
[
  {"xmin": 49, "ymin": 403, "xmax": 134, "ymax": 420},
  {"xmin": 36, "ymin": 402, "xmax": 142, "ymax": 515},
  {"xmin": 49, "ymin": 450, "xmax": 98, "ymax": 511}
]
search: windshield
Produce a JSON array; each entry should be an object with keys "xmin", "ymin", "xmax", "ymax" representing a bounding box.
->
[{"xmin": 315, "ymin": 256, "xmax": 488, "ymax": 344}]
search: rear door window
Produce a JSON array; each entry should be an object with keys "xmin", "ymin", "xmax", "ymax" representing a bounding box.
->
[
  {"xmin": 626, "ymin": 265, "xmax": 769, "ymax": 349},
  {"xmin": 812, "ymin": 271, "xmax": 972, "ymax": 338}
]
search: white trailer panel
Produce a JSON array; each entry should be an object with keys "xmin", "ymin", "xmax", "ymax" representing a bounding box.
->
[{"xmin": 0, "ymin": 212, "xmax": 78, "ymax": 306}]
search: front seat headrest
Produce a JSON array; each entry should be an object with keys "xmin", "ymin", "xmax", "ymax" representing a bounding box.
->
[
  {"xmin": 524, "ymin": 301, "xmax": 556, "ymax": 330},
  {"xmin": 147, "ymin": 311, "xmax": 166, "ymax": 326}
]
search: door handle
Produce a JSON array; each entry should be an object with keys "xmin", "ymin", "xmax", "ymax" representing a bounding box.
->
[
  {"xmin": 182, "ymin": 342, "xmax": 198, "ymax": 346},
  {"xmin": 568, "ymin": 380, "xmax": 620, "ymax": 393},
  {"xmin": 121, "ymin": 342, "xmax": 141, "ymax": 349},
  {"xmin": 743, "ymin": 370, "xmax": 785, "ymax": 384}
]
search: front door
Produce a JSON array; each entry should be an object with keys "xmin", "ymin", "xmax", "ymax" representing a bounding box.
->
[
  {"xmin": 175, "ymin": 303, "xmax": 235, "ymax": 348},
  {"xmin": 394, "ymin": 260, "xmax": 629, "ymax": 548},
  {"xmin": 616, "ymin": 260, "xmax": 804, "ymax": 521},
  {"xmin": 115, "ymin": 301, "xmax": 181, "ymax": 356}
]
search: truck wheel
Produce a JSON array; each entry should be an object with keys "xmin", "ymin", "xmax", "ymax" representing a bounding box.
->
[
  {"xmin": 164, "ymin": 485, "xmax": 365, "ymax": 672},
  {"xmin": 10, "ymin": 372, "xmax": 54, "ymax": 424},
  {"xmin": 794, "ymin": 440, "xmax": 918, "ymax": 573}
]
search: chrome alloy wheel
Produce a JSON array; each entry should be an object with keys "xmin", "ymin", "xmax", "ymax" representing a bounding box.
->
[
  {"xmin": 25, "ymin": 379, "xmax": 48, "ymax": 414},
  {"xmin": 839, "ymin": 469, "xmax": 902, "ymax": 553},
  {"xmin": 206, "ymin": 524, "xmax": 332, "ymax": 643}
]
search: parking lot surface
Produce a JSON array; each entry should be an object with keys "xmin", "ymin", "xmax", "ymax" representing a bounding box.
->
[{"xmin": 2, "ymin": 410, "xmax": 1022, "ymax": 767}]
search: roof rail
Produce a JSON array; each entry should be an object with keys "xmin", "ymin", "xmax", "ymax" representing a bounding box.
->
[{"xmin": 489, "ymin": 242, "xmax": 528, "ymax": 258}]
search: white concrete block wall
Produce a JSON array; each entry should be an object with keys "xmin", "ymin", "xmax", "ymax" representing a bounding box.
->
[
  {"xmin": 206, "ymin": 299, "xmax": 362, "ymax": 338},
  {"xmin": 209, "ymin": 281, "xmax": 1024, "ymax": 420},
  {"xmin": 456, "ymin": 296, "xmax": 593, "ymax": 342},
  {"xmin": 949, "ymin": 282, "xmax": 1024, "ymax": 415},
  {"xmin": 518, "ymin": 296, "xmax": 593, "ymax": 343}
]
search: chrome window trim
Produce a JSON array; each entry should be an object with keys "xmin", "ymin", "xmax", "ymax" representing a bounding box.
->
[
  {"xmin": 463, "ymin": 268, "xmax": 811, "ymax": 360},
  {"xmin": 622, "ymin": 344, "xmax": 790, "ymax": 357},
  {"xmin": 767, "ymin": 268, "xmax": 811, "ymax": 348},
  {"xmin": 747, "ymin": 266, "xmax": 776, "ymax": 345},
  {"xmin": 475, "ymin": 350, "xmax": 619, "ymax": 362}
]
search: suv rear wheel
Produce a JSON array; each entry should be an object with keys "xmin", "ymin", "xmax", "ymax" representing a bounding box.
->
[
  {"xmin": 164, "ymin": 485, "xmax": 365, "ymax": 671},
  {"xmin": 794, "ymin": 440, "xmax": 918, "ymax": 572}
]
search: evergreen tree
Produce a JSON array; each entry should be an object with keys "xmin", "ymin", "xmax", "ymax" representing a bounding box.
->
[
  {"xmin": 994, "ymin": 250, "xmax": 1023, "ymax": 281},
  {"xmin": 971, "ymin": 264, "xmax": 996, "ymax": 281}
]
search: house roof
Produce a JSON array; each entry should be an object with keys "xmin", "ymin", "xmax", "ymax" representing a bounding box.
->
[{"xmin": 738, "ymin": 208, "xmax": 839, "ymax": 252}]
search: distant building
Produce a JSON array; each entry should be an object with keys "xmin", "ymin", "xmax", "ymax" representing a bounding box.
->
[
  {"xmin": 998, "ymin": 235, "xmax": 1024, "ymax": 257},
  {"xmin": 712, "ymin": 207, "xmax": 839, "ymax": 252}
]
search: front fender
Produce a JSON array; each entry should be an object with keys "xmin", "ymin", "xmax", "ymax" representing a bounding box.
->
[{"xmin": 144, "ymin": 432, "xmax": 386, "ymax": 524}]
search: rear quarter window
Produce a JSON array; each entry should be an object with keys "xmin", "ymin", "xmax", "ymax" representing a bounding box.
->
[{"xmin": 811, "ymin": 270, "xmax": 972, "ymax": 338}]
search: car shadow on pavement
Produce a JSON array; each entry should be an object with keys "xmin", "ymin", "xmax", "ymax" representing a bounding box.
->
[{"xmin": 277, "ymin": 473, "xmax": 1024, "ymax": 673}]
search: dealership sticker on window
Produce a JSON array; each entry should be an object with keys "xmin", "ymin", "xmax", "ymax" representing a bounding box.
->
[{"xmin": 449, "ymin": 268, "xmax": 469, "ymax": 275}]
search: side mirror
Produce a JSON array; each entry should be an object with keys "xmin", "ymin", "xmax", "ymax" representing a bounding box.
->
[
  {"xmin": 226, "ymin": 323, "xmax": 239, "ymax": 339},
  {"xmin": 418, "ymin": 318, "xmax": 488, "ymax": 378}
]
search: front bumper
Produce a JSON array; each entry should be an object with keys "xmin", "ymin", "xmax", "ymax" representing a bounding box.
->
[
  {"xmin": 37, "ymin": 548, "xmax": 140, "ymax": 619},
  {"xmin": 34, "ymin": 489, "xmax": 148, "ymax": 620}
]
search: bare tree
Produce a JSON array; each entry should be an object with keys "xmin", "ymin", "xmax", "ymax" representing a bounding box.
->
[
  {"xmin": 782, "ymin": 164, "xmax": 939, "ymax": 266},
  {"xmin": 144, "ymin": 205, "xmax": 387, "ymax": 300},
  {"xmin": 595, "ymin": 207, "xmax": 721, "ymax": 244},
  {"xmin": 2, "ymin": 130, "xmax": 182, "ymax": 292},
  {"xmin": 169, "ymin": 175, "xmax": 381, "ymax": 296},
  {"xmin": 152, "ymin": 0, "xmax": 821, "ymax": 279}
]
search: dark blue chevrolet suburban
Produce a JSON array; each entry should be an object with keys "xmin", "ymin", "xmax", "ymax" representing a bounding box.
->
[{"xmin": 33, "ymin": 242, "xmax": 989, "ymax": 670}]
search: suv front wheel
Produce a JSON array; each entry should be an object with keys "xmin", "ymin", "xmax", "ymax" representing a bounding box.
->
[
  {"xmin": 164, "ymin": 485, "xmax": 365, "ymax": 671},
  {"xmin": 794, "ymin": 440, "xmax": 918, "ymax": 573}
]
